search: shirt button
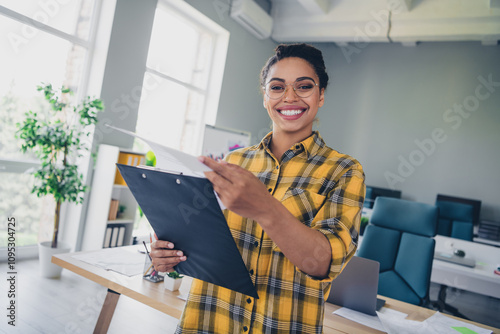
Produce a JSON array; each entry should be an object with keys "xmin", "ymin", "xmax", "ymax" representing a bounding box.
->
[
  {"xmin": 247, "ymin": 298, "xmax": 252, "ymax": 304},
  {"xmin": 249, "ymin": 269, "xmax": 254, "ymax": 275},
  {"xmin": 243, "ymin": 326, "xmax": 248, "ymax": 332},
  {"xmin": 295, "ymin": 145, "xmax": 300, "ymax": 150},
  {"xmin": 268, "ymin": 188, "xmax": 272, "ymax": 192},
  {"xmin": 254, "ymin": 241, "xmax": 259, "ymax": 247},
  {"xmin": 275, "ymin": 165, "xmax": 279, "ymax": 169}
]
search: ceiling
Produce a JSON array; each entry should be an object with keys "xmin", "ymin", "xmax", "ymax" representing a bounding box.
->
[{"xmin": 259, "ymin": 0, "xmax": 500, "ymax": 46}]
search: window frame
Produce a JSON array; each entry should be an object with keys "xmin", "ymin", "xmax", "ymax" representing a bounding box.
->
[
  {"xmin": 0, "ymin": 0, "xmax": 107, "ymax": 257},
  {"xmin": 143, "ymin": 0, "xmax": 229, "ymax": 154}
]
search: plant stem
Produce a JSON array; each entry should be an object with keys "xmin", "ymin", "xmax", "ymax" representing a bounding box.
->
[
  {"xmin": 52, "ymin": 199, "xmax": 61, "ymax": 248},
  {"xmin": 52, "ymin": 142, "xmax": 68, "ymax": 248}
]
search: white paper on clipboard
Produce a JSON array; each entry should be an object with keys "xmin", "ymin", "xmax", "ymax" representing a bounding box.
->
[{"xmin": 105, "ymin": 124, "xmax": 225, "ymax": 209}]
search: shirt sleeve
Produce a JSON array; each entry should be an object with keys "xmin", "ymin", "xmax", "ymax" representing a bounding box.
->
[{"xmin": 300, "ymin": 160, "xmax": 365, "ymax": 282}]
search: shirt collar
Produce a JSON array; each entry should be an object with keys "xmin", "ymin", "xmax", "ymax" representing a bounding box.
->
[{"xmin": 257, "ymin": 131, "xmax": 326, "ymax": 161}]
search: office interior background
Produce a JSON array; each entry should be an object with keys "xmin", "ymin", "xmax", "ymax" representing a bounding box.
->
[{"xmin": 0, "ymin": 0, "xmax": 499, "ymax": 332}]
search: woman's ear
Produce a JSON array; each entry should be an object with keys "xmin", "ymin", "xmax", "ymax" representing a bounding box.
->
[
  {"xmin": 263, "ymin": 98, "xmax": 268, "ymax": 109},
  {"xmin": 318, "ymin": 88, "xmax": 325, "ymax": 108}
]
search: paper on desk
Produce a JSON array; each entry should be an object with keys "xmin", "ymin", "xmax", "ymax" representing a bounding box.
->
[
  {"xmin": 377, "ymin": 311, "xmax": 492, "ymax": 334},
  {"xmin": 105, "ymin": 124, "xmax": 211, "ymax": 178},
  {"xmin": 73, "ymin": 246, "xmax": 145, "ymax": 277},
  {"xmin": 333, "ymin": 307, "xmax": 408, "ymax": 332}
]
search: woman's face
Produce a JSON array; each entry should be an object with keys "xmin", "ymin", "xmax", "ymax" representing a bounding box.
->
[{"xmin": 263, "ymin": 57, "xmax": 325, "ymax": 138}]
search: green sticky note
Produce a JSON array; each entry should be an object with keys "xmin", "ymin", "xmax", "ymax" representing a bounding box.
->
[{"xmin": 452, "ymin": 327, "xmax": 478, "ymax": 334}]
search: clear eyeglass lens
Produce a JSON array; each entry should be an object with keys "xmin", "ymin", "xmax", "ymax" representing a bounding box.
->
[{"xmin": 265, "ymin": 80, "xmax": 317, "ymax": 99}]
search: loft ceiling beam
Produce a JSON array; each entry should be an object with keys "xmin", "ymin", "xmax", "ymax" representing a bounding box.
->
[
  {"xmin": 490, "ymin": 0, "xmax": 500, "ymax": 8},
  {"xmin": 267, "ymin": 0, "xmax": 500, "ymax": 45},
  {"xmin": 387, "ymin": 0, "xmax": 413, "ymax": 12},
  {"xmin": 296, "ymin": 0, "xmax": 330, "ymax": 14}
]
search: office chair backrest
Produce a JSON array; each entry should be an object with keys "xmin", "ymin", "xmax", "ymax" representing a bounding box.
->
[
  {"xmin": 435, "ymin": 194, "xmax": 480, "ymax": 241},
  {"xmin": 436, "ymin": 201, "xmax": 474, "ymax": 222},
  {"xmin": 436, "ymin": 194, "xmax": 481, "ymax": 225},
  {"xmin": 363, "ymin": 186, "xmax": 402, "ymax": 209},
  {"xmin": 357, "ymin": 197, "xmax": 438, "ymax": 306}
]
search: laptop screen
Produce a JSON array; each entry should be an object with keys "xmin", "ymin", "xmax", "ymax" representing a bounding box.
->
[{"xmin": 326, "ymin": 256, "xmax": 385, "ymax": 315}]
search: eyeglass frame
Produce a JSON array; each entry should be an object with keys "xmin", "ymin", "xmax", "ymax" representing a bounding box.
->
[{"xmin": 262, "ymin": 77, "xmax": 320, "ymax": 100}]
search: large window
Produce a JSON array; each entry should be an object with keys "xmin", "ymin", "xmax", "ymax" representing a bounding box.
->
[
  {"xmin": 132, "ymin": 0, "xmax": 229, "ymax": 237},
  {"xmin": 134, "ymin": 0, "xmax": 229, "ymax": 156},
  {"xmin": 0, "ymin": 0, "xmax": 100, "ymax": 247}
]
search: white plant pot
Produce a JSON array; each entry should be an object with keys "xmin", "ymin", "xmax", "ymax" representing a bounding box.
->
[
  {"xmin": 164, "ymin": 276, "xmax": 183, "ymax": 292},
  {"xmin": 38, "ymin": 241, "xmax": 71, "ymax": 278}
]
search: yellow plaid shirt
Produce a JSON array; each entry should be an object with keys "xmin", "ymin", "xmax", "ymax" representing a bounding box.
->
[{"xmin": 176, "ymin": 131, "xmax": 365, "ymax": 334}]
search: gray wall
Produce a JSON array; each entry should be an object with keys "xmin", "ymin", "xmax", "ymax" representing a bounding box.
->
[
  {"xmin": 96, "ymin": 0, "xmax": 158, "ymax": 148},
  {"xmin": 95, "ymin": 1, "xmax": 500, "ymax": 221},
  {"xmin": 97, "ymin": 0, "xmax": 276, "ymax": 148},
  {"xmin": 313, "ymin": 42, "xmax": 500, "ymax": 221}
]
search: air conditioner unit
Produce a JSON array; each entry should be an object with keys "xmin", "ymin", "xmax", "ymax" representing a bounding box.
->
[{"xmin": 230, "ymin": 0, "xmax": 273, "ymax": 40}]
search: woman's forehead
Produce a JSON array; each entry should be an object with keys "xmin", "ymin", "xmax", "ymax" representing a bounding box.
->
[{"xmin": 267, "ymin": 57, "xmax": 318, "ymax": 81}]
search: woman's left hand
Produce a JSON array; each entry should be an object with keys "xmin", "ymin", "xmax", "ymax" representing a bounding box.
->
[{"xmin": 199, "ymin": 156, "xmax": 275, "ymax": 221}]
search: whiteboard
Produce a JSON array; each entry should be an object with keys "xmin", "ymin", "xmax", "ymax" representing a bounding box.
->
[{"xmin": 202, "ymin": 125, "xmax": 251, "ymax": 161}]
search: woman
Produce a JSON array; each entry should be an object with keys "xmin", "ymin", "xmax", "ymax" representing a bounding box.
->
[{"xmin": 151, "ymin": 43, "xmax": 365, "ymax": 333}]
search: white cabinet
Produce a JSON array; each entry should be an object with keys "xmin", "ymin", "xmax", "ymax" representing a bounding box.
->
[{"xmin": 81, "ymin": 144, "xmax": 145, "ymax": 251}]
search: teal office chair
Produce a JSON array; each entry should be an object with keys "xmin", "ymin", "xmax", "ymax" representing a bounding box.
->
[
  {"xmin": 435, "ymin": 194, "xmax": 481, "ymax": 241},
  {"xmin": 363, "ymin": 185, "xmax": 402, "ymax": 209},
  {"xmin": 357, "ymin": 197, "xmax": 438, "ymax": 306}
]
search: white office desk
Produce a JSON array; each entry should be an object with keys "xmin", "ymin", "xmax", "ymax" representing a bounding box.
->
[
  {"xmin": 357, "ymin": 231, "xmax": 500, "ymax": 299},
  {"xmin": 432, "ymin": 235, "xmax": 500, "ymax": 299}
]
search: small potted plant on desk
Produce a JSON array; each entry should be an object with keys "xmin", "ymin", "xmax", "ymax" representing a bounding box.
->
[
  {"xmin": 16, "ymin": 83, "xmax": 103, "ymax": 278},
  {"xmin": 164, "ymin": 271, "xmax": 184, "ymax": 292}
]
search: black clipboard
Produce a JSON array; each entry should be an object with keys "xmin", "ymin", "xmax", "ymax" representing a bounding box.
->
[{"xmin": 116, "ymin": 164, "xmax": 258, "ymax": 298}]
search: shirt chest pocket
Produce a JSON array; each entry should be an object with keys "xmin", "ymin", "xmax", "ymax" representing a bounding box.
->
[
  {"xmin": 272, "ymin": 188, "xmax": 326, "ymax": 253},
  {"xmin": 280, "ymin": 187, "xmax": 326, "ymax": 227}
]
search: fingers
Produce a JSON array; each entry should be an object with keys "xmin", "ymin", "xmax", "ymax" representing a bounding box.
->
[
  {"xmin": 151, "ymin": 239, "xmax": 174, "ymax": 250},
  {"xmin": 199, "ymin": 156, "xmax": 236, "ymax": 181},
  {"xmin": 204, "ymin": 170, "xmax": 233, "ymax": 192},
  {"xmin": 150, "ymin": 239, "xmax": 187, "ymax": 272}
]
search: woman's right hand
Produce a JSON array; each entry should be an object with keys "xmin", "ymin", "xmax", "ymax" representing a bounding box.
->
[{"xmin": 150, "ymin": 240, "xmax": 187, "ymax": 273}]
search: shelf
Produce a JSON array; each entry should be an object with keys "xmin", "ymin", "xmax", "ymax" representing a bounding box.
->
[
  {"xmin": 107, "ymin": 219, "xmax": 135, "ymax": 225},
  {"xmin": 82, "ymin": 144, "xmax": 145, "ymax": 251}
]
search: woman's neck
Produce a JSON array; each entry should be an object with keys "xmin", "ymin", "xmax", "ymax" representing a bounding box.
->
[{"xmin": 270, "ymin": 129, "xmax": 313, "ymax": 162}]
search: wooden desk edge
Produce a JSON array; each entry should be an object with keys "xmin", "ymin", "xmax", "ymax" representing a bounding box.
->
[
  {"xmin": 52, "ymin": 252, "xmax": 184, "ymax": 319},
  {"xmin": 324, "ymin": 296, "xmax": 499, "ymax": 334},
  {"xmin": 53, "ymin": 252, "xmax": 499, "ymax": 333}
]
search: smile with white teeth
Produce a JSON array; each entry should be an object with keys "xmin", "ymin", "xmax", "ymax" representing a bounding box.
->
[{"xmin": 279, "ymin": 109, "xmax": 304, "ymax": 116}]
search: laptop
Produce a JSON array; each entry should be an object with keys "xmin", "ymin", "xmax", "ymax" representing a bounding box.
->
[{"xmin": 326, "ymin": 256, "xmax": 385, "ymax": 316}]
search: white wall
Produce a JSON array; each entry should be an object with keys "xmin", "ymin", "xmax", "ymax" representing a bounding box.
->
[{"xmin": 313, "ymin": 42, "xmax": 500, "ymax": 221}]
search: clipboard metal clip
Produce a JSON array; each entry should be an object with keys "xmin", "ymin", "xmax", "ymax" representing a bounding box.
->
[{"xmin": 137, "ymin": 165, "xmax": 184, "ymax": 176}]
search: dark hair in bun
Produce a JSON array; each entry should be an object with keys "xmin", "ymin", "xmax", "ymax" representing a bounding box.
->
[{"xmin": 260, "ymin": 43, "xmax": 329, "ymax": 90}]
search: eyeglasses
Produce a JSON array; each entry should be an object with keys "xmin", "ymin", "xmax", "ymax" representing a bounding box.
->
[{"xmin": 263, "ymin": 79, "xmax": 319, "ymax": 100}]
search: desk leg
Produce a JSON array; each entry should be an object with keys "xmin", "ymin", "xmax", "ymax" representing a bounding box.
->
[
  {"xmin": 94, "ymin": 289, "xmax": 121, "ymax": 334},
  {"xmin": 436, "ymin": 284, "xmax": 469, "ymax": 320}
]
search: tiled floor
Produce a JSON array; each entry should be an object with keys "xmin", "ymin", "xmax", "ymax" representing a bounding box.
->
[{"xmin": 1, "ymin": 259, "xmax": 499, "ymax": 333}]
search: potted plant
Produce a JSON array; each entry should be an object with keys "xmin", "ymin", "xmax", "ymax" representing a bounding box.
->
[
  {"xmin": 164, "ymin": 271, "xmax": 184, "ymax": 292},
  {"xmin": 16, "ymin": 83, "xmax": 103, "ymax": 277}
]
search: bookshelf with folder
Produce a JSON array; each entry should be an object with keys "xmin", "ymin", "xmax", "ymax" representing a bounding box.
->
[{"xmin": 81, "ymin": 144, "xmax": 145, "ymax": 250}]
